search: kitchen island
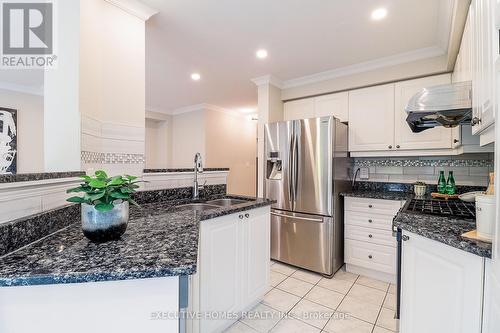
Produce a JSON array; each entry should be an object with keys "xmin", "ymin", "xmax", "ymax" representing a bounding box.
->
[{"xmin": 0, "ymin": 188, "xmax": 273, "ymax": 333}]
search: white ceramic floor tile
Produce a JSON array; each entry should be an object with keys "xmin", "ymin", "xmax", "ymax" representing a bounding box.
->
[
  {"xmin": 271, "ymin": 262, "xmax": 297, "ymax": 276},
  {"xmin": 317, "ymin": 277, "xmax": 355, "ymax": 294},
  {"xmin": 291, "ymin": 269, "xmax": 322, "ymax": 284},
  {"xmin": 270, "ymin": 271, "xmax": 288, "ymax": 287},
  {"xmin": 337, "ymin": 296, "xmax": 381, "ymax": 324},
  {"xmin": 388, "ymin": 284, "xmax": 396, "ymax": 295},
  {"xmin": 240, "ymin": 303, "xmax": 283, "ymax": 333},
  {"xmin": 323, "ymin": 312, "xmax": 374, "ymax": 333},
  {"xmin": 348, "ymin": 284, "xmax": 386, "ymax": 306},
  {"xmin": 270, "ymin": 318, "xmax": 320, "ymax": 333},
  {"xmin": 224, "ymin": 321, "xmax": 259, "ymax": 333},
  {"xmin": 356, "ymin": 276, "xmax": 389, "ymax": 292},
  {"xmin": 376, "ymin": 307, "xmax": 397, "ymax": 332},
  {"xmin": 383, "ymin": 292, "xmax": 396, "ymax": 310},
  {"xmin": 289, "ymin": 298, "xmax": 334, "ymax": 329},
  {"xmin": 334, "ymin": 269, "xmax": 359, "ymax": 282},
  {"xmin": 304, "ymin": 285, "xmax": 345, "ymax": 310},
  {"xmin": 276, "ymin": 277, "xmax": 314, "ymax": 297},
  {"xmin": 262, "ymin": 288, "xmax": 301, "ymax": 313},
  {"xmin": 373, "ymin": 326, "xmax": 394, "ymax": 333}
]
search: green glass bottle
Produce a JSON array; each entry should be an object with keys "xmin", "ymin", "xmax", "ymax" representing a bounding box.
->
[
  {"xmin": 446, "ymin": 171, "xmax": 457, "ymax": 195},
  {"xmin": 437, "ymin": 171, "xmax": 447, "ymax": 194}
]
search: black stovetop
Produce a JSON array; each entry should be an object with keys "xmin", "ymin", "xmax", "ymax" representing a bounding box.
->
[{"xmin": 403, "ymin": 198, "xmax": 476, "ymax": 219}]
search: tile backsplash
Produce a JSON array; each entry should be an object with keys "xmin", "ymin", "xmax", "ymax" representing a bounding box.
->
[{"xmin": 354, "ymin": 153, "xmax": 494, "ymax": 186}]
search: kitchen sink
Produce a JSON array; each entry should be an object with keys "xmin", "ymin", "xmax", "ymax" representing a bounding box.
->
[
  {"xmin": 206, "ymin": 198, "xmax": 249, "ymax": 207},
  {"xmin": 176, "ymin": 203, "xmax": 220, "ymax": 212}
]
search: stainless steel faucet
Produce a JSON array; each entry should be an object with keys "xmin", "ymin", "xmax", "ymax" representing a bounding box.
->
[{"xmin": 193, "ymin": 153, "xmax": 204, "ymax": 200}]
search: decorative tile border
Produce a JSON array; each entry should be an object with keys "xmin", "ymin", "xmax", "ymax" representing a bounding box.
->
[
  {"xmin": 354, "ymin": 158, "xmax": 494, "ymax": 168},
  {"xmin": 81, "ymin": 151, "xmax": 145, "ymax": 165}
]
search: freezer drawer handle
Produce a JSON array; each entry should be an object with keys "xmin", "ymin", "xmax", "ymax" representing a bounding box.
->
[{"xmin": 271, "ymin": 212, "xmax": 323, "ymax": 222}]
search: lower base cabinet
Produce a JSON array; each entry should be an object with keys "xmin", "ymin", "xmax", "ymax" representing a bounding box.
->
[
  {"xmin": 401, "ymin": 232, "xmax": 484, "ymax": 333},
  {"xmin": 188, "ymin": 207, "xmax": 271, "ymax": 333}
]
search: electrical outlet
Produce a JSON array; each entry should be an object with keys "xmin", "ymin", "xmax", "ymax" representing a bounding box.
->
[{"xmin": 359, "ymin": 167, "xmax": 369, "ymax": 180}]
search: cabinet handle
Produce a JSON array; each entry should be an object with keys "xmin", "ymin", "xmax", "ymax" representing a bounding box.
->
[
  {"xmin": 368, "ymin": 255, "xmax": 373, "ymax": 259},
  {"xmin": 453, "ymin": 139, "xmax": 460, "ymax": 144},
  {"xmin": 368, "ymin": 205, "xmax": 373, "ymax": 208},
  {"xmin": 368, "ymin": 234, "xmax": 373, "ymax": 238},
  {"xmin": 368, "ymin": 219, "xmax": 373, "ymax": 223},
  {"xmin": 245, "ymin": 213, "xmax": 250, "ymax": 218},
  {"xmin": 396, "ymin": 145, "xmax": 400, "ymax": 149},
  {"xmin": 402, "ymin": 235, "xmax": 410, "ymax": 242},
  {"xmin": 471, "ymin": 117, "xmax": 481, "ymax": 126},
  {"xmin": 388, "ymin": 145, "xmax": 393, "ymax": 149},
  {"xmin": 239, "ymin": 215, "xmax": 244, "ymax": 219}
]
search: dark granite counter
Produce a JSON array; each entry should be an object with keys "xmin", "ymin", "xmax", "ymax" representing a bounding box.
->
[
  {"xmin": 0, "ymin": 171, "xmax": 85, "ymax": 184},
  {"xmin": 394, "ymin": 210, "xmax": 492, "ymax": 258},
  {"xmin": 341, "ymin": 191, "xmax": 410, "ymax": 201},
  {"xmin": 144, "ymin": 168, "xmax": 229, "ymax": 173},
  {"xmin": 0, "ymin": 192, "xmax": 273, "ymax": 287}
]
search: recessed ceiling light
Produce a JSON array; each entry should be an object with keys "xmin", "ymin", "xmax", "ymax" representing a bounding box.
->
[
  {"xmin": 256, "ymin": 49, "xmax": 268, "ymax": 59},
  {"xmin": 191, "ymin": 73, "xmax": 201, "ymax": 81},
  {"xmin": 371, "ymin": 8, "xmax": 387, "ymax": 21},
  {"xmin": 240, "ymin": 108, "xmax": 257, "ymax": 114}
]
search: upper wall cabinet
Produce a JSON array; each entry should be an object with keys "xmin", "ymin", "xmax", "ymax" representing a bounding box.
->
[
  {"xmin": 470, "ymin": 0, "xmax": 496, "ymax": 135},
  {"xmin": 348, "ymin": 84, "xmax": 395, "ymax": 152},
  {"xmin": 394, "ymin": 74, "xmax": 453, "ymax": 150},
  {"xmin": 284, "ymin": 92, "xmax": 348, "ymax": 122}
]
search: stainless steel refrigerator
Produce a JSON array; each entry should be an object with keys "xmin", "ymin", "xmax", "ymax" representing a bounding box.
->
[{"xmin": 264, "ymin": 116, "xmax": 352, "ymax": 277}]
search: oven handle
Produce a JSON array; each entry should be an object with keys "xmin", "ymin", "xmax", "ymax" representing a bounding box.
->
[{"xmin": 271, "ymin": 212, "xmax": 323, "ymax": 223}]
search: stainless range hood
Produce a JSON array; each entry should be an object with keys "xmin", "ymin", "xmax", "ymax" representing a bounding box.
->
[{"xmin": 406, "ymin": 81, "xmax": 472, "ymax": 133}]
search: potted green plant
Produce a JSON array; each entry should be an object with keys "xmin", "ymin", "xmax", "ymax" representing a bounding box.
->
[{"xmin": 66, "ymin": 170, "xmax": 141, "ymax": 242}]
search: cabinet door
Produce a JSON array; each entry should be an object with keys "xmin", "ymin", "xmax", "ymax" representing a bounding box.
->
[
  {"xmin": 401, "ymin": 232, "xmax": 483, "ymax": 333},
  {"xmin": 199, "ymin": 214, "xmax": 241, "ymax": 333},
  {"xmin": 394, "ymin": 74, "xmax": 453, "ymax": 150},
  {"xmin": 284, "ymin": 99, "xmax": 314, "ymax": 121},
  {"xmin": 241, "ymin": 207, "xmax": 271, "ymax": 307},
  {"xmin": 348, "ymin": 84, "xmax": 395, "ymax": 152},
  {"xmin": 314, "ymin": 92, "xmax": 348, "ymax": 122}
]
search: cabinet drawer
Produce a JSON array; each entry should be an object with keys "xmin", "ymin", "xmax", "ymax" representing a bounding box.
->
[
  {"xmin": 345, "ymin": 210, "xmax": 394, "ymax": 231},
  {"xmin": 345, "ymin": 239, "xmax": 396, "ymax": 274},
  {"xmin": 345, "ymin": 224, "xmax": 396, "ymax": 247},
  {"xmin": 345, "ymin": 197, "xmax": 402, "ymax": 216}
]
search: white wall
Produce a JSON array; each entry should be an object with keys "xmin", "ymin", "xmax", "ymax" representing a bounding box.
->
[
  {"xmin": 80, "ymin": 0, "xmax": 146, "ymax": 176},
  {"xmin": 171, "ymin": 110, "xmax": 206, "ymax": 168},
  {"xmin": 0, "ymin": 89, "xmax": 44, "ymax": 173},
  {"xmin": 145, "ymin": 118, "xmax": 169, "ymax": 168},
  {"xmin": 205, "ymin": 109, "xmax": 257, "ymax": 196}
]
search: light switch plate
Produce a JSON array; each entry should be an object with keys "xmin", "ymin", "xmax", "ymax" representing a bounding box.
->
[{"xmin": 359, "ymin": 167, "xmax": 369, "ymax": 180}]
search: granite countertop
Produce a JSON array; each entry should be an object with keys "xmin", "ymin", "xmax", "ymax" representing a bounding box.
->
[
  {"xmin": 0, "ymin": 195, "xmax": 273, "ymax": 287},
  {"xmin": 0, "ymin": 171, "xmax": 85, "ymax": 184},
  {"xmin": 144, "ymin": 168, "xmax": 230, "ymax": 173},
  {"xmin": 394, "ymin": 210, "xmax": 492, "ymax": 258},
  {"xmin": 341, "ymin": 190, "xmax": 410, "ymax": 201}
]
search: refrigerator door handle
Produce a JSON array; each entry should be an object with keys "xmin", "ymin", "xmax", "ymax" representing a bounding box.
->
[
  {"xmin": 293, "ymin": 125, "xmax": 300, "ymax": 203},
  {"xmin": 288, "ymin": 130, "xmax": 295, "ymax": 208},
  {"xmin": 271, "ymin": 212, "xmax": 324, "ymax": 223}
]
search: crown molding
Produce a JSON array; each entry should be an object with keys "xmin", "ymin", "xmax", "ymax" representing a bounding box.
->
[
  {"xmin": 150, "ymin": 103, "xmax": 252, "ymax": 119},
  {"xmin": 281, "ymin": 46, "xmax": 446, "ymax": 89},
  {"xmin": 0, "ymin": 81, "xmax": 44, "ymax": 96},
  {"xmin": 251, "ymin": 75, "xmax": 284, "ymax": 88},
  {"xmin": 104, "ymin": 0, "xmax": 159, "ymax": 21}
]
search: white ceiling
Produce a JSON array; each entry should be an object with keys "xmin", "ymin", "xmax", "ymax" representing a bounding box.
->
[{"xmin": 144, "ymin": 0, "xmax": 457, "ymax": 114}]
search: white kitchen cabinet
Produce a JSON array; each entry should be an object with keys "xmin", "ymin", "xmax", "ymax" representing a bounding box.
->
[
  {"xmin": 394, "ymin": 74, "xmax": 453, "ymax": 150},
  {"xmin": 344, "ymin": 197, "xmax": 404, "ymax": 283},
  {"xmin": 400, "ymin": 231, "xmax": 484, "ymax": 333},
  {"xmin": 483, "ymin": 259, "xmax": 500, "ymax": 333},
  {"xmin": 471, "ymin": 0, "xmax": 496, "ymax": 135},
  {"xmin": 348, "ymin": 84, "xmax": 395, "ymax": 152},
  {"xmin": 192, "ymin": 207, "xmax": 271, "ymax": 333},
  {"xmin": 284, "ymin": 98, "xmax": 315, "ymax": 120},
  {"xmin": 283, "ymin": 92, "xmax": 348, "ymax": 122},
  {"xmin": 314, "ymin": 92, "xmax": 349, "ymax": 122}
]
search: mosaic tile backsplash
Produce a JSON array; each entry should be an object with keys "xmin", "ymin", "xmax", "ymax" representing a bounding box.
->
[
  {"xmin": 81, "ymin": 151, "xmax": 145, "ymax": 164},
  {"xmin": 354, "ymin": 153, "xmax": 494, "ymax": 186}
]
